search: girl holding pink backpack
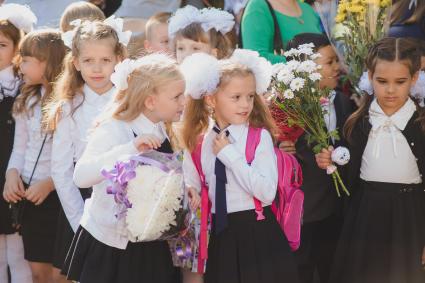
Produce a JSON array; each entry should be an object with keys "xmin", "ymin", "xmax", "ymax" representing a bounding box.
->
[{"xmin": 180, "ymin": 50, "xmax": 299, "ymax": 283}]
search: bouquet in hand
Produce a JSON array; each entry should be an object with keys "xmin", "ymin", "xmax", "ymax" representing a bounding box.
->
[
  {"xmin": 102, "ymin": 150, "xmax": 192, "ymax": 242},
  {"xmin": 317, "ymin": 0, "xmax": 391, "ymax": 97},
  {"xmin": 271, "ymin": 44, "xmax": 350, "ymax": 197}
]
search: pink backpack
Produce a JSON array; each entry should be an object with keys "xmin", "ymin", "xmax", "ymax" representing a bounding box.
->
[{"xmin": 191, "ymin": 127, "xmax": 304, "ymax": 273}]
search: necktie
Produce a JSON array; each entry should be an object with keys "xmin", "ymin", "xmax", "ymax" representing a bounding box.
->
[
  {"xmin": 212, "ymin": 125, "xmax": 229, "ymax": 234},
  {"xmin": 132, "ymin": 131, "xmax": 173, "ymax": 154}
]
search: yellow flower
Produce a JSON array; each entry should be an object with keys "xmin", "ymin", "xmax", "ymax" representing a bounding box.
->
[
  {"xmin": 347, "ymin": 4, "xmax": 364, "ymax": 13},
  {"xmin": 335, "ymin": 13, "xmax": 346, "ymax": 23},
  {"xmin": 380, "ymin": 0, "xmax": 391, "ymax": 7}
]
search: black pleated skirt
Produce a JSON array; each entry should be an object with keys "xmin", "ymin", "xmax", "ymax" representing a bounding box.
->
[
  {"xmin": 21, "ymin": 190, "xmax": 60, "ymax": 263},
  {"xmin": 330, "ymin": 180, "xmax": 425, "ymax": 283},
  {"xmin": 63, "ymin": 226, "xmax": 181, "ymax": 283},
  {"xmin": 53, "ymin": 188, "xmax": 92, "ymax": 270},
  {"xmin": 205, "ymin": 206, "xmax": 299, "ymax": 283}
]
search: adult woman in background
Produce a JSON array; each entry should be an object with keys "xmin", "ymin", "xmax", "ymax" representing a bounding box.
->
[{"xmin": 241, "ymin": 0, "xmax": 322, "ymax": 63}]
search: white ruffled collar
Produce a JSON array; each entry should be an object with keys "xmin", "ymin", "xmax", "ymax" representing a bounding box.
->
[
  {"xmin": 369, "ymin": 98, "xmax": 416, "ymax": 131},
  {"xmin": 83, "ymin": 84, "xmax": 116, "ymax": 106},
  {"xmin": 0, "ymin": 65, "xmax": 15, "ymax": 83},
  {"xmin": 368, "ymin": 98, "xmax": 416, "ymax": 158}
]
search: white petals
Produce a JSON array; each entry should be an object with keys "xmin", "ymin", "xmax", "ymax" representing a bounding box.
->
[
  {"xmin": 309, "ymin": 73, "xmax": 322, "ymax": 82},
  {"xmin": 283, "ymin": 89, "xmax": 295, "ymax": 99},
  {"xmin": 331, "ymin": 146, "xmax": 350, "ymax": 166},
  {"xmin": 297, "ymin": 60, "xmax": 318, "ymax": 73},
  {"xmin": 277, "ymin": 68, "xmax": 295, "ymax": 85},
  {"xmin": 290, "ymin": 78, "xmax": 305, "ymax": 92}
]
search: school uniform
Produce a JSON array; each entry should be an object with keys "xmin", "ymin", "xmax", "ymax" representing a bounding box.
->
[
  {"xmin": 0, "ymin": 66, "xmax": 32, "ymax": 283},
  {"xmin": 293, "ymin": 90, "xmax": 353, "ymax": 283},
  {"xmin": 330, "ymin": 98, "xmax": 425, "ymax": 283},
  {"xmin": 183, "ymin": 123, "xmax": 299, "ymax": 283},
  {"xmin": 51, "ymin": 85, "xmax": 116, "ymax": 269},
  {"xmin": 63, "ymin": 113, "xmax": 180, "ymax": 283},
  {"xmin": 7, "ymin": 87, "xmax": 60, "ymax": 263},
  {"xmin": 0, "ymin": 66, "xmax": 20, "ymax": 235}
]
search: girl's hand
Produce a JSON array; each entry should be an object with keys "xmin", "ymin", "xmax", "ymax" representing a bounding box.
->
[
  {"xmin": 279, "ymin": 141, "xmax": 296, "ymax": 154},
  {"xmin": 315, "ymin": 146, "xmax": 334, "ymax": 170},
  {"xmin": 133, "ymin": 134, "xmax": 162, "ymax": 152},
  {"xmin": 25, "ymin": 178, "xmax": 54, "ymax": 205},
  {"xmin": 3, "ymin": 169, "xmax": 25, "ymax": 203},
  {"xmin": 187, "ymin": 187, "xmax": 201, "ymax": 211},
  {"xmin": 212, "ymin": 132, "xmax": 230, "ymax": 155}
]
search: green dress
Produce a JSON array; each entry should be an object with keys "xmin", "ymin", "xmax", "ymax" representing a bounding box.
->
[{"xmin": 241, "ymin": 0, "xmax": 323, "ymax": 63}]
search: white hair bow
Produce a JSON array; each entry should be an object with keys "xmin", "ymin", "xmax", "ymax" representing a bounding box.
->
[
  {"xmin": 61, "ymin": 15, "xmax": 132, "ymax": 49},
  {"xmin": 168, "ymin": 5, "xmax": 235, "ymax": 39},
  {"xmin": 0, "ymin": 4, "xmax": 37, "ymax": 33},
  {"xmin": 110, "ymin": 54, "xmax": 175, "ymax": 91}
]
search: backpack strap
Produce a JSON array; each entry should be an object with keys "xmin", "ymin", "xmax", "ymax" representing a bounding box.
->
[
  {"xmin": 190, "ymin": 136, "xmax": 210, "ymax": 273},
  {"xmin": 246, "ymin": 127, "xmax": 266, "ymax": 221},
  {"xmin": 238, "ymin": 0, "xmax": 284, "ymax": 54}
]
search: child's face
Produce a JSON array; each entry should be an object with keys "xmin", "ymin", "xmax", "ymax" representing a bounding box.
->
[
  {"xmin": 315, "ymin": 45, "xmax": 340, "ymax": 90},
  {"xmin": 144, "ymin": 23, "xmax": 170, "ymax": 53},
  {"xmin": 74, "ymin": 38, "xmax": 120, "ymax": 94},
  {"xmin": 369, "ymin": 59, "xmax": 418, "ymax": 115},
  {"xmin": 206, "ymin": 74, "xmax": 255, "ymax": 129},
  {"xmin": 0, "ymin": 32, "xmax": 15, "ymax": 71},
  {"xmin": 20, "ymin": 56, "xmax": 46, "ymax": 86},
  {"xmin": 147, "ymin": 79, "xmax": 185, "ymax": 123},
  {"xmin": 175, "ymin": 37, "xmax": 217, "ymax": 64}
]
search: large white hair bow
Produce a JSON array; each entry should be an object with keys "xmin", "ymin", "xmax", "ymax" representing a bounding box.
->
[
  {"xmin": 229, "ymin": 49, "xmax": 273, "ymax": 94},
  {"xmin": 61, "ymin": 15, "xmax": 132, "ymax": 49},
  {"xmin": 110, "ymin": 54, "xmax": 175, "ymax": 91},
  {"xmin": 180, "ymin": 53, "xmax": 221, "ymax": 99},
  {"xmin": 168, "ymin": 5, "xmax": 235, "ymax": 39},
  {"xmin": 0, "ymin": 3, "xmax": 37, "ymax": 33}
]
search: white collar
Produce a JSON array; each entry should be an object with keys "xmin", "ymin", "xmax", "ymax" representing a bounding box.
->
[
  {"xmin": 83, "ymin": 84, "xmax": 116, "ymax": 106},
  {"xmin": 369, "ymin": 98, "xmax": 416, "ymax": 157},
  {"xmin": 212, "ymin": 122, "xmax": 248, "ymax": 143},
  {"xmin": 369, "ymin": 98, "xmax": 416, "ymax": 131},
  {"xmin": 130, "ymin": 113, "xmax": 168, "ymax": 142},
  {"xmin": 0, "ymin": 65, "xmax": 15, "ymax": 83}
]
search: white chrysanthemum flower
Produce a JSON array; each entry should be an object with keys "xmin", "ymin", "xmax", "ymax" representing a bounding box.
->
[
  {"xmin": 283, "ymin": 89, "xmax": 295, "ymax": 99},
  {"xmin": 290, "ymin": 78, "xmax": 305, "ymax": 92},
  {"xmin": 297, "ymin": 60, "xmax": 318, "ymax": 73},
  {"xmin": 277, "ymin": 68, "xmax": 295, "ymax": 85},
  {"xmin": 272, "ymin": 63, "xmax": 286, "ymax": 75},
  {"xmin": 309, "ymin": 73, "xmax": 322, "ymax": 82},
  {"xmin": 331, "ymin": 146, "xmax": 350, "ymax": 166},
  {"xmin": 285, "ymin": 60, "xmax": 301, "ymax": 72},
  {"xmin": 310, "ymin": 53, "xmax": 322, "ymax": 60},
  {"xmin": 298, "ymin": 47, "xmax": 314, "ymax": 56},
  {"xmin": 125, "ymin": 165, "xmax": 184, "ymax": 242},
  {"xmin": 283, "ymin": 48, "xmax": 300, "ymax": 58}
]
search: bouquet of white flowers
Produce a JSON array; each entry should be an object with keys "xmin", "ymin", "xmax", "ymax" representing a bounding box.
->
[
  {"xmin": 102, "ymin": 151, "xmax": 191, "ymax": 242},
  {"xmin": 271, "ymin": 44, "xmax": 350, "ymax": 197}
]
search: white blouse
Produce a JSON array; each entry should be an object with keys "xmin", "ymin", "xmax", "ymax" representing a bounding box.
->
[
  {"xmin": 73, "ymin": 113, "xmax": 168, "ymax": 249},
  {"xmin": 7, "ymin": 88, "xmax": 52, "ymax": 184},
  {"xmin": 183, "ymin": 123, "xmax": 278, "ymax": 214},
  {"xmin": 360, "ymin": 98, "xmax": 422, "ymax": 184},
  {"xmin": 0, "ymin": 65, "xmax": 20, "ymax": 100},
  {"xmin": 51, "ymin": 85, "xmax": 116, "ymax": 232}
]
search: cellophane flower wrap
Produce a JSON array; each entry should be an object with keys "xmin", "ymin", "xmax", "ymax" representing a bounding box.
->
[
  {"xmin": 318, "ymin": 0, "xmax": 391, "ymax": 97},
  {"xmin": 102, "ymin": 150, "xmax": 192, "ymax": 242},
  {"xmin": 271, "ymin": 44, "xmax": 350, "ymax": 197}
]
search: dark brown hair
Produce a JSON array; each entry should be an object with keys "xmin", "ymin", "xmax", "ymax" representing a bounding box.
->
[
  {"xmin": 344, "ymin": 37, "xmax": 424, "ymax": 140},
  {"xmin": 391, "ymin": 0, "xmax": 425, "ymax": 27}
]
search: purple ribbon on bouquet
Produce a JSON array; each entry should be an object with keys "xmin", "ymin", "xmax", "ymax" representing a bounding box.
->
[{"xmin": 101, "ymin": 152, "xmax": 182, "ymax": 219}]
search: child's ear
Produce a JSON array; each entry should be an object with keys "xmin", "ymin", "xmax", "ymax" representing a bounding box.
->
[
  {"xmin": 368, "ymin": 70, "xmax": 373, "ymax": 82},
  {"xmin": 412, "ymin": 71, "xmax": 420, "ymax": 85},
  {"xmin": 144, "ymin": 95, "xmax": 156, "ymax": 111},
  {"xmin": 204, "ymin": 95, "xmax": 216, "ymax": 110},
  {"xmin": 144, "ymin": 40, "xmax": 151, "ymax": 51},
  {"xmin": 73, "ymin": 57, "xmax": 81, "ymax": 72}
]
